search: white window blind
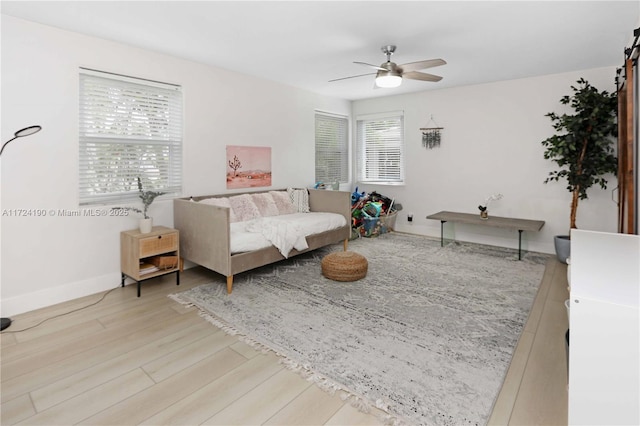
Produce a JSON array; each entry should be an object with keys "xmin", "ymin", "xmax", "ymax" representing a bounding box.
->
[
  {"xmin": 356, "ymin": 111, "xmax": 404, "ymax": 184},
  {"xmin": 315, "ymin": 112, "xmax": 349, "ymax": 184},
  {"xmin": 79, "ymin": 69, "xmax": 183, "ymax": 204}
]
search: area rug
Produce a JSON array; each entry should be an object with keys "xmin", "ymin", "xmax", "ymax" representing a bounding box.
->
[{"xmin": 170, "ymin": 233, "xmax": 548, "ymax": 425}]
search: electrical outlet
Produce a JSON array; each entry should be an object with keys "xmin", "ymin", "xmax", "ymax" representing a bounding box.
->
[{"xmin": 408, "ymin": 213, "xmax": 414, "ymax": 222}]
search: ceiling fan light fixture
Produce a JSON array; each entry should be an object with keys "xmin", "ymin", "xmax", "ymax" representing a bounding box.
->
[
  {"xmin": 375, "ymin": 72, "xmax": 402, "ymax": 88},
  {"xmin": 331, "ymin": 45, "xmax": 444, "ymax": 88}
]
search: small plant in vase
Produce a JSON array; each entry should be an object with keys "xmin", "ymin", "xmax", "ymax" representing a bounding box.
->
[
  {"xmin": 113, "ymin": 177, "xmax": 165, "ymax": 233},
  {"xmin": 478, "ymin": 193, "xmax": 503, "ymax": 219}
]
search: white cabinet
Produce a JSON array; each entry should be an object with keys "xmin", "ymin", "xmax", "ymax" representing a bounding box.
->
[{"xmin": 568, "ymin": 230, "xmax": 639, "ymax": 425}]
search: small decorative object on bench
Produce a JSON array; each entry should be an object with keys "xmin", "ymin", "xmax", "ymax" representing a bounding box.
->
[
  {"xmin": 478, "ymin": 193, "xmax": 503, "ymax": 220},
  {"xmin": 321, "ymin": 251, "xmax": 368, "ymax": 282}
]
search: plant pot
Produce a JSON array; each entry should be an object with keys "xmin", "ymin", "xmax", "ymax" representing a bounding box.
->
[
  {"xmin": 554, "ymin": 235, "xmax": 570, "ymax": 264},
  {"xmin": 480, "ymin": 211, "xmax": 488, "ymax": 219},
  {"xmin": 139, "ymin": 218, "xmax": 153, "ymax": 234}
]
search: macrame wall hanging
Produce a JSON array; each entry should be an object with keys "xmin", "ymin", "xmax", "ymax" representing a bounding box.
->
[{"xmin": 420, "ymin": 115, "xmax": 443, "ymax": 149}]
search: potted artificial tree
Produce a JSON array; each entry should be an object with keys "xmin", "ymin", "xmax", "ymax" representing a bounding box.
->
[
  {"xmin": 114, "ymin": 177, "xmax": 165, "ymax": 233},
  {"xmin": 541, "ymin": 78, "xmax": 617, "ymax": 263}
]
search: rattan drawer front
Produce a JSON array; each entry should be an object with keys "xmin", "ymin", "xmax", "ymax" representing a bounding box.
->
[{"xmin": 139, "ymin": 233, "xmax": 178, "ymax": 257}]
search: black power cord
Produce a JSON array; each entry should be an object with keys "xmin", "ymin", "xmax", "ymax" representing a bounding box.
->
[{"xmin": 1, "ymin": 286, "xmax": 121, "ymax": 334}]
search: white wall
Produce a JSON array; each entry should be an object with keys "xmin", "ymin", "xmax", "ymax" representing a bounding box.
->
[
  {"xmin": 0, "ymin": 16, "xmax": 349, "ymax": 316},
  {"xmin": 0, "ymin": 15, "xmax": 624, "ymax": 317},
  {"xmin": 352, "ymin": 67, "xmax": 619, "ymax": 254}
]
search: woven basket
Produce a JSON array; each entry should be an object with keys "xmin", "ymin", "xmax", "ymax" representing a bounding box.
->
[
  {"xmin": 321, "ymin": 251, "xmax": 368, "ymax": 282},
  {"xmin": 149, "ymin": 255, "xmax": 178, "ymax": 270}
]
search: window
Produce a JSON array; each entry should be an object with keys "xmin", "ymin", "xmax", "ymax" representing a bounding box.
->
[
  {"xmin": 356, "ymin": 111, "xmax": 404, "ymax": 184},
  {"xmin": 79, "ymin": 68, "xmax": 182, "ymax": 204},
  {"xmin": 315, "ymin": 112, "xmax": 349, "ymax": 184}
]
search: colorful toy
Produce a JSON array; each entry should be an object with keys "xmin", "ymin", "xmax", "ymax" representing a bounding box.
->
[
  {"xmin": 350, "ymin": 188, "xmax": 402, "ymax": 238},
  {"xmin": 351, "ymin": 187, "xmax": 365, "ymax": 205},
  {"xmin": 362, "ymin": 201, "xmax": 382, "ymax": 218}
]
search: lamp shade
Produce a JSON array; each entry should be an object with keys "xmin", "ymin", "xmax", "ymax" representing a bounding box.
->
[
  {"xmin": 375, "ymin": 71, "xmax": 402, "ymax": 88},
  {"xmin": 1, "ymin": 125, "xmax": 42, "ymax": 157},
  {"xmin": 14, "ymin": 125, "xmax": 42, "ymax": 138}
]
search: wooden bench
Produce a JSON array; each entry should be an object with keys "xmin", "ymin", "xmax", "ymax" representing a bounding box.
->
[{"xmin": 426, "ymin": 211, "xmax": 545, "ymax": 260}]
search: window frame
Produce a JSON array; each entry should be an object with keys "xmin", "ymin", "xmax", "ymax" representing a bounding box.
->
[
  {"xmin": 356, "ymin": 111, "xmax": 405, "ymax": 185},
  {"xmin": 314, "ymin": 111, "xmax": 349, "ymax": 185},
  {"xmin": 78, "ymin": 68, "xmax": 183, "ymax": 205}
]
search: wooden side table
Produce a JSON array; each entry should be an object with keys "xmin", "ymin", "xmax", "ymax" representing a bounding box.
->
[{"xmin": 120, "ymin": 226, "xmax": 180, "ymax": 297}]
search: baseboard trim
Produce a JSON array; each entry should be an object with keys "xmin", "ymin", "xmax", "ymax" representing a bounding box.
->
[{"xmin": 1, "ymin": 272, "xmax": 121, "ymax": 317}]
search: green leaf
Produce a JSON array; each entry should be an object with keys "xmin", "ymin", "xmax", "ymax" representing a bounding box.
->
[{"xmin": 541, "ymin": 78, "xmax": 617, "ymax": 228}]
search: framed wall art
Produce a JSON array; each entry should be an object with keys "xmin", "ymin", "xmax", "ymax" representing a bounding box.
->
[{"xmin": 226, "ymin": 145, "xmax": 272, "ymax": 189}]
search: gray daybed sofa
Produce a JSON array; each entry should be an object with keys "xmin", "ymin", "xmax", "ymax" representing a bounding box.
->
[{"xmin": 173, "ymin": 188, "xmax": 351, "ymax": 294}]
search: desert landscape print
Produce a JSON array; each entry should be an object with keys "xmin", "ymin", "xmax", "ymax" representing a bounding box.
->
[{"xmin": 226, "ymin": 145, "xmax": 272, "ymax": 189}]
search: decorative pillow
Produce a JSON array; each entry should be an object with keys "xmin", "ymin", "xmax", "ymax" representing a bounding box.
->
[
  {"xmin": 269, "ymin": 191, "xmax": 297, "ymax": 215},
  {"xmin": 251, "ymin": 192, "xmax": 279, "ymax": 217},
  {"xmin": 228, "ymin": 194, "xmax": 261, "ymax": 222},
  {"xmin": 287, "ymin": 187, "xmax": 310, "ymax": 213},
  {"xmin": 199, "ymin": 197, "xmax": 238, "ymax": 222}
]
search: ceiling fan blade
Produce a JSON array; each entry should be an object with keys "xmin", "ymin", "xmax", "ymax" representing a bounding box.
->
[
  {"xmin": 399, "ymin": 59, "xmax": 446, "ymax": 73},
  {"xmin": 354, "ymin": 61, "xmax": 387, "ymax": 71},
  {"xmin": 403, "ymin": 71, "xmax": 443, "ymax": 82},
  {"xmin": 328, "ymin": 72, "xmax": 376, "ymax": 83}
]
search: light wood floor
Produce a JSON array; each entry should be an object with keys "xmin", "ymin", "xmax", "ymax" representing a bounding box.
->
[{"xmin": 1, "ymin": 258, "xmax": 569, "ymax": 425}]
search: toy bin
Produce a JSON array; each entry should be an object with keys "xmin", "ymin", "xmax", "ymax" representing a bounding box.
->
[{"xmin": 361, "ymin": 211, "xmax": 397, "ymax": 237}]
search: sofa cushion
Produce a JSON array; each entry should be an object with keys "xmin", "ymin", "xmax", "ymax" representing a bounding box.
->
[
  {"xmin": 287, "ymin": 187, "xmax": 310, "ymax": 213},
  {"xmin": 199, "ymin": 197, "xmax": 238, "ymax": 222},
  {"xmin": 229, "ymin": 194, "xmax": 261, "ymax": 222},
  {"xmin": 251, "ymin": 192, "xmax": 279, "ymax": 217},
  {"xmin": 269, "ymin": 191, "xmax": 297, "ymax": 215}
]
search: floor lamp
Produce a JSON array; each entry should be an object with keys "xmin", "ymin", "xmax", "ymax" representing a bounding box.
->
[{"xmin": 1, "ymin": 125, "xmax": 43, "ymax": 331}]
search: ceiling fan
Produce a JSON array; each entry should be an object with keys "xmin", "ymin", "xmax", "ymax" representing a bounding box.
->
[{"xmin": 330, "ymin": 45, "xmax": 446, "ymax": 88}]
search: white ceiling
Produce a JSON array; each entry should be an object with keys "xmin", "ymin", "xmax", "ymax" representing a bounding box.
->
[{"xmin": 2, "ymin": 1, "xmax": 638, "ymax": 101}]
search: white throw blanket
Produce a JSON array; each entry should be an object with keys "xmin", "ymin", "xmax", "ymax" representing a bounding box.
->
[{"xmin": 245, "ymin": 216, "xmax": 309, "ymax": 258}]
